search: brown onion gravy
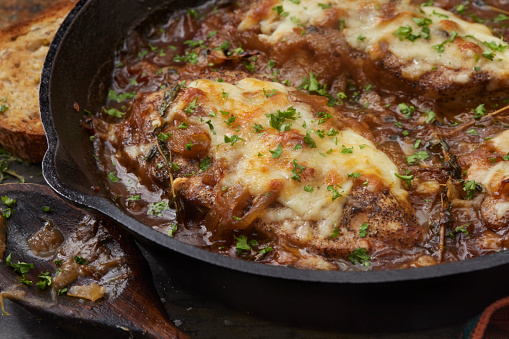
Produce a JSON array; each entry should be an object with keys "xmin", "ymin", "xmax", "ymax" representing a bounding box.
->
[{"xmin": 90, "ymin": 0, "xmax": 509, "ymax": 270}]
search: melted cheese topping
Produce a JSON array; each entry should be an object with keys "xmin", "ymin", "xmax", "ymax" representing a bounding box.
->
[
  {"xmin": 239, "ymin": 0, "xmax": 509, "ymax": 86},
  {"xmin": 165, "ymin": 78, "xmax": 406, "ymax": 238},
  {"xmin": 468, "ymin": 130, "xmax": 509, "ymax": 219}
]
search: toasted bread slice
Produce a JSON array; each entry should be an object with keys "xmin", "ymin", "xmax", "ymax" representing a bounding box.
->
[{"xmin": 0, "ymin": 0, "xmax": 75, "ymax": 162}]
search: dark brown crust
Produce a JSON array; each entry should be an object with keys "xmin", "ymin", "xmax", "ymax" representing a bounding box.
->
[
  {"xmin": 0, "ymin": 0, "xmax": 75, "ymax": 163},
  {"xmin": 0, "ymin": 127, "xmax": 47, "ymax": 162},
  {"xmin": 0, "ymin": 0, "xmax": 74, "ymax": 44}
]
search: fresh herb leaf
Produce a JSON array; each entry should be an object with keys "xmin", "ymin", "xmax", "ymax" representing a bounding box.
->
[
  {"xmin": 6, "ymin": 253, "xmax": 33, "ymax": 274},
  {"xmin": 74, "ymin": 256, "xmax": 88, "ymax": 265},
  {"xmin": 1, "ymin": 196, "xmax": 16, "ymax": 207},
  {"xmin": 395, "ymin": 173, "xmax": 414, "ymax": 189},
  {"xmin": 290, "ymin": 159, "xmax": 306, "ymax": 182},
  {"xmin": 269, "ymin": 143, "xmax": 283, "ymax": 159},
  {"xmin": 234, "ymin": 235, "xmax": 251, "ymax": 254},
  {"xmin": 473, "ymin": 104, "xmax": 487, "ymax": 119},
  {"xmin": 199, "ymin": 156, "xmax": 211, "ymax": 171},
  {"xmin": 148, "ymin": 200, "xmax": 170, "ymax": 216},
  {"xmin": 407, "ymin": 151, "xmax": 430, "ymax": 164},
  {"xmin": 36, "ymin": 271, "xmax": 52, "ymax": 290},
  {"xmin": 168, "ymin": 223, "xmax": 178, "ymax": 237},
  {"xmin": 348, "ymin": 248, "xmax": 370, "ymax": 267},
  {"xmin": 359, "ymin": 222, "xmax": 369, "ymax": 238}
]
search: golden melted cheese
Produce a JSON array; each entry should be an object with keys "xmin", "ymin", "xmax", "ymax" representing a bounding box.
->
[
  {"xmin": 164, "ymin": 78, "xmax": 407, "ymax": 239},
  {"xmin": 239, "ymin": 0, "xmax": 509, "ymax": 87},
  {"xmin": 468, "ymin": 130, "xmax": 509, "ymax": 219}
]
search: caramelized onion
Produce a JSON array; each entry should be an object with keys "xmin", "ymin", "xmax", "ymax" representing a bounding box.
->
[{"xmin": 207, "ymin": 180, "xmax": 283, "ymax": 235}]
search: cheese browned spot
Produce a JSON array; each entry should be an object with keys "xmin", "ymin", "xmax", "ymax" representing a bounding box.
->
[{"xmin": 239, "ymin": 0, "xmax": 509, "ymax": 97}]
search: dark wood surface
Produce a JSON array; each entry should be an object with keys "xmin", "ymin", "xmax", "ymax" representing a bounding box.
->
[
  {"xmin": 0, "ymin": 1, "xmax": 470, "ymax": 337},
  {"xmin": 0, "ymin": 183, "xmax": 187, "ymax": 338}
]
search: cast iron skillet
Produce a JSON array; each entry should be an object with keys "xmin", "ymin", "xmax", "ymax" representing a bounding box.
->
[{"xmin": 40, "ymin": 0, "xmax": 509, "ymax": 332}]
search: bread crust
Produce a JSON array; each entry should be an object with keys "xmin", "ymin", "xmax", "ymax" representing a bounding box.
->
[{"xmin": 0, "ymin": 0, "xmax": 75, "ymax": 162}]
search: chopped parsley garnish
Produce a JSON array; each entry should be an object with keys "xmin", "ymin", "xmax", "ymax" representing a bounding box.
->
[
  {"xmin": 234, "ymin": 235, "xmax": 251, "ymax": 254},
  {"xmin": 199, "ymin": 156, "xmax": 211, "ymax": 171},
  {"xmin": 127, "ymin": 195, "xmax": 141, "ymax": 201},
  {"xmin": 473, "ymin": 104, "xmax": 487, "ymax": 119},
  {"xmin": 483, "ymin": 41, "xmax": 508, "ymax": 53},
  {"xmin": 466, "ymin": 129, "xmax": 480, "ymax": 136},
  {"xmin": 6, "ymin": 253, "xmax": 33, "ymax": 274},
  {"xmin": 407, "ymin": 151, "xmax": 430, "ymax": 164},
  {"xmin": 273, "ymin": 5, "xmax": 289, "ymax": 18},
  {"xmin": 173, "ymin": 50, "xmax": 199, "ymax": 64},
  {"xmin": 74, "ymin": 256, "xmax": 88, "ymax": 265},
  {"xmin": 104, "ymin": 107, "xmax": 125, "ymax": 118},
  {"xmin": 266, "ymin": 107, "xmax": 297, "ymax": 130},
  {"xmin": 270, "ymin": 143, "xmax": 283, "ymax": 159},
  {"xmin": 317, "ymin": 111, "xmax": 332, "ymax": 125},
  {"xmin": 341, "ymin": 145, "xmax": 353, "ymax": 154},
  {"xmin": 184, "ymin": 96, "xmax": 199, "ymax": 114},
  {"xmin": 252, "ymin": 123, "xmax": 265, "ymax": 133},
  {"xmin": 463, "ymin": 180, "xmax": 480, "ymax": 200},
  {"xmin": 168, "ymin": 223, "xmax": 178, "ymax": 237},
  {"xmin": 393, "ymin": 25, "xmax": 420, "ymax": 42},
  {"xmin": 263, "ymin": 88, "xmax": 278, "ymax": 98},
  {"xmin": 482, "ymin": 50, "xmax": 495, "ymax": 61},
  {"xmin": 399, "ymin": 103, "xmax": 416, "ymax": 119},
  {"xmin": 36, "ymin": 271, "xmax": 52, "ymax": 290},
  {"xmin": 148, "ymin": 200, "xmax": 170, "ymax": 216},
  {"xmin": 432, "ymin": 31, "xmax": 458, "ymax": 53},
  {"xmin": 259, "ymin": 246, "xmax": 273, "ymax": 254},
  {"xmin": 108, "ymin": 172, "xmax": 119, "ymax": 183},
  {"xmin": 243, "ymin": 60, "xmax": 256, "ymax": 73},
  {"xmin": 1, "ymin": 196, "xmax": 16, "ymax": 207},
  {"xmin": 330, "ymin": 224, "xmax": 339, "ymax": 239},
  {"xmin": 108, "ymin": 90, "xmax": 135, "ymax": 103},
  {"xmin": 359, "ymin": 222, "xmax": 369, "ymax": 238},
  {"xmin": 0, "ymin": 105, "xmax": 8, "ymax": 112},
  {"xmin": 347, "ymin": 172, "xmax": 361, "ymax": 179},
  {"xmin": 42, "ymin": 206, "xmax": 52, "ymax": 213},
  {"xmin": 494, "ymin": 14, "xmax": 509, "ymax": 23},
  {"xmin": 158, "ymin": 133, "xmax": 171, "ymax": 142},
  {"xmin": 327, "ymin": 185, "xmax": 343, "ymax": 200},
  {"xmin": 205, "ymin": 120, "xmax": 215, "ymax": 133},
  {"xmin": 327, "ymin": 128, "xmax": 339, "ymax": 136},
  {"xmin": 456, "ymin": 4, "xmax": 467, "ymax": 15},
  {"xmin": 449, "ymin": 224, "xmax": 471, "ymax": 239},
  {"xmin": 304, "ymin": 133, "xmax": 317, "ymax": 148},
  {"xmin": 290, "ymin": 159, "xmax": 306, "ymax": 182},
  {"xmin": 348, "ymin": 248, "xmax": 370, "ymax": 267},
  {"xmin": 20, "ymin": 275, "xmax": 33, "ymax": 286},
  {"xmin": 425, "ymin": 109, "xmax": 436, "ymax": 124},
  {"xmin": 178, "ymin": 122, "xmax": 188, "ymax": 129},
  {"xmin": 395, "ymin": 173, "xmax": 414, "ymax": 189},
  {"xmin": 318, "ymin": 3, "xmax": 332, "ymax": 10},
  {"xmin": 224, "ymin": 134, "xmax": 244, "ymax": 146},
  {"xmin": 304, "ymin": 185, "xmax": 314, "ymax": 192},
  {"xmin": 186, "ymin": 142, "xmax": 194, "ymax": 151}
]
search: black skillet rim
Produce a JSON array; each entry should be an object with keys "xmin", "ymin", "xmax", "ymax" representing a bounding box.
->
[{"xmin": 39, "ymin": 0, "xmax": 509, "ymax": 285}]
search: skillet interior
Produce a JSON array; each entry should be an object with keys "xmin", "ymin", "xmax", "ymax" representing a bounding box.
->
[{"xmin": 40, "ymin": 0, "xmax": 509, "ymax": 331}]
